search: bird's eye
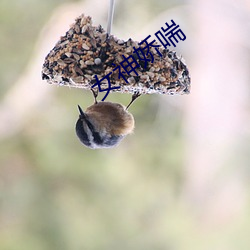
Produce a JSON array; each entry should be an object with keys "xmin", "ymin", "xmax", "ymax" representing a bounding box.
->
[{"xmin": 42, "ymin": 5, "xmax": 190, "ymax": 150}]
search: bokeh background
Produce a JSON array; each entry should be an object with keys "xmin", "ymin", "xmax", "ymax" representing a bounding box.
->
[{"xmin": 1, "ymin": 0, "xmax": 250, "ymax": 249}]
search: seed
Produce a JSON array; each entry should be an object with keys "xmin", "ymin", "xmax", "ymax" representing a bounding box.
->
[
  {"xmin": 75, "ymin": 24, "xmax": 80, "ymax": 34},
  {"xmin": 65, "ymin": 52, "xmax": 72, "ymax": 58},
  {"xmin": 147, "ymin": 72, "xmax": 154, "ymax": 78},
  {"xmin": 72, "ymin": 53, "xmax": 80, "ymax": 60},
  {"xmin": 59, "ymin": 40, "xmax": 69, "ymax": 47},
  {"xmin": 100, "ymin": 33, "xmax": 107, "ymax": 43},
  {"xmin": 42, "ymin": 14, "xmax": 191, "ymax": 96},
  {"xmin": 81, "ymin": 26, "xmax": 88, "ymax": 34},
  {"xmin": 82, "ymin": 44, "xmax": 90, "ymax": 50},
  {"xmin": 141, "ymin": 75, "xmax": 149, "ymax": 81},
  {"xmin": 85, "ymin": 60, "xmax": 94, "ymax": 65},
  {"xmin": 74, "ymin": 66, "xmax": 83, "ymax": 75},
  {"xmin": 63, "ymin": 58, "xmax": 75, "ymax": 64},
  {"xmin": 118, "ymin": 39, "xmax": 124, "ymax": 45},
  {"xmin": 57, "ymin": 59, "xmax": 67, "ymax": 66},
  {"xmin": 128, "ymin": 77, "xmax": 135, "ymax": 84},
  {"xmin": 94, "ymin": 58, "xmax": 102, "ymax": 65}
]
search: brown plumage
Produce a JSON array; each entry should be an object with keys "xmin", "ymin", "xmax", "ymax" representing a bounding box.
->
[
  {"xmin": 75, "ymin": 101, "xmax": 135, "ymax": 149},
  {"xmin": 85, "ymin": 102, "xmax": 134, "ymax": 136}
]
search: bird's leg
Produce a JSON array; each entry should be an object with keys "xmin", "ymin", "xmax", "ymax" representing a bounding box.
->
[
  {"xmin": 91, "ymin": 88, "xmax": 98, "ymax": 104},
  {"xmin": 126, "ymin": 92, "xmax": 141, "ymax": 110}
]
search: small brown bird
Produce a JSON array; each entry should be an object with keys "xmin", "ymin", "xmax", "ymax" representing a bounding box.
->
[{"xmin": 75, "ymin": 92, "xmax": 140, "ymax": 149}]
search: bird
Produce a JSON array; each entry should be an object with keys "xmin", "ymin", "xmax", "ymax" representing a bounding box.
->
[{"xmin": 75, "ymin": 91, "xmax": 140, "ymax": 149}]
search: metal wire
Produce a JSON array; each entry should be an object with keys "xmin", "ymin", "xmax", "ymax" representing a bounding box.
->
[{"xmin": 107, "ymin": 0, "xmax": 115, "ymax": 34}]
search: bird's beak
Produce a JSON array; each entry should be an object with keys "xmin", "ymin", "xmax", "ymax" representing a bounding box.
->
[{"xmin": 77, "ymin": 105, "xmax": 86, "ymax": 119}]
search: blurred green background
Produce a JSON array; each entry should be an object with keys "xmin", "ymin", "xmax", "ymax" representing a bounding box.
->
[{"xmin": 1, "ymin": 0, "xmax": 250, "ymax": 250}]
